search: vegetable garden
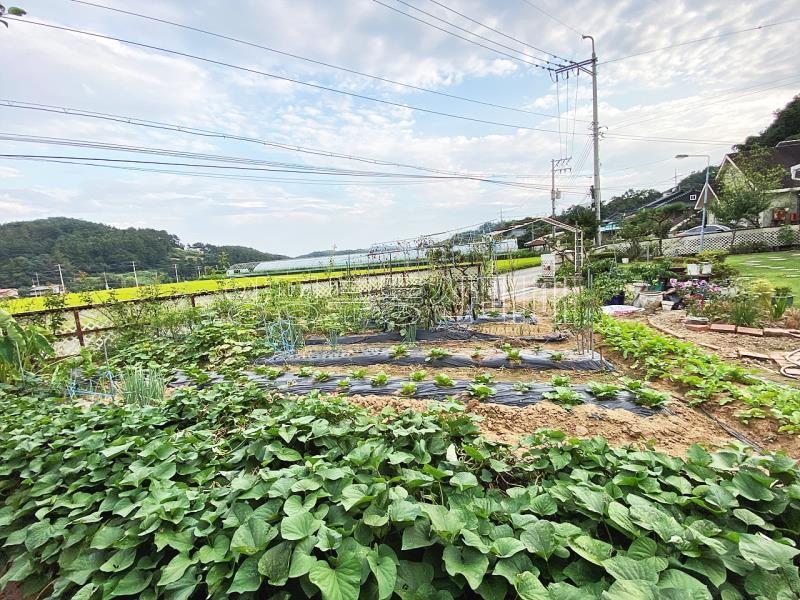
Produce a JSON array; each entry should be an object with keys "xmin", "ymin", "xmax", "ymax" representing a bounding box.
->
[{"xmin": 1, "ymin": 247, "xmax": 800, "ymax": 599}]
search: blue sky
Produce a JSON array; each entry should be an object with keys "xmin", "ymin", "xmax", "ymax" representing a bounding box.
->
[{"xmin": 0, "ymin": 0, "xmax": 797, "ymax": 255}]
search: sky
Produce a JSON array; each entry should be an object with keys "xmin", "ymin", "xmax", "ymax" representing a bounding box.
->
[{"xmin": 0, "ymin": 0, "xmax": 798, "ymax": 256}]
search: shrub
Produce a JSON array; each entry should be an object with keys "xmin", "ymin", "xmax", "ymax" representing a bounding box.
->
[{"xmin": 777, "ymin": 224, "xmax": 798, "ymax": 247}]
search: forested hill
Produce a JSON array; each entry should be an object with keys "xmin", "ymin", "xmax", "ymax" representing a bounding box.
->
[{"xmin": 0, "ymin": 217, "xmax": 285, "ymax": 290}]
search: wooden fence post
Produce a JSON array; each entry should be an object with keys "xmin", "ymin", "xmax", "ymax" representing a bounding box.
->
[{"xmin": 73, "ymin": 309, "xmax": 85, "ymax": 347}]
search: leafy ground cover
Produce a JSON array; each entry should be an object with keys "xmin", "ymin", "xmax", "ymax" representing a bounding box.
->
[
  {"xmin": 1, "ymin": 381, "xmax": 800, "ymax": 600},
  {"xmin": 596, "ymin": 317, "xmax": 800, "ymax": 433},
  {"xmin": 727, "ymin": 251, "xmax": 800, "ymax": 298}
]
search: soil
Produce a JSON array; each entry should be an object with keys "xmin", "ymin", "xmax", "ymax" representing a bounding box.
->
[{"xmin": 347, "ymin": 394, "xmax": 735, "ymax": 457}]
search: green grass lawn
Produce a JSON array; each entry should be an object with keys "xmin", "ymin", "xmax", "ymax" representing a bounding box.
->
[{"xmin": 727, "ymin": 250, "xmax": 800, "ymax": 297}]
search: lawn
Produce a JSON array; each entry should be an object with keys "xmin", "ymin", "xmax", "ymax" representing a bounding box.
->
[{"xmin": 727, "ymin": 250, "xmax": 800, "ymax": 297}]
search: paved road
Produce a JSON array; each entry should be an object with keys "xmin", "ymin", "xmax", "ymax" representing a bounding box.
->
[{"xmin": 493, "ymin": 266, "xmax": 543, "ymax": 301}]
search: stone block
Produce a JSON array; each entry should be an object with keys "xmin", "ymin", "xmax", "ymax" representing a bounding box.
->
[
  {"xmin": 736, "ymin": 326, "xmax": 764, "ymax": 337},
  {"xmin": 709, "ymin": 323, "xmax": 736, "ymax": 333}
]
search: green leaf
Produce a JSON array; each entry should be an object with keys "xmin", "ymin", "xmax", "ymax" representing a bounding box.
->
[
  {"xmin": 732, "ymin": 470, "xmax": 774, "ymax": 502},
  {"xmin": 491, "ymin": 537, "xmax": 526, "ymax": 558},
  {"xmin": 521, "ymin": 520, "xmax": 556, "ymax": 558},
  {"xmin": 231, "ymin": 519, "xmax": 275, "ymax": 555},
  {"xmin": 228, "ymin": 556, "xmax": 262, "ymax": 594},
  {"xmin": 90, "ymin": 524, "xmax": 123, "ymax": 549},
  {"xmin": 109, "ymin": 569, "xmax": 152, "ymax": 597},
  {"xmin": 258, "ymin": 541, "xmax": 292, "ymax": 586},
  {"xmin": 198, "ymin": 535, "xmax": 230, "ymax": 564},
  {"xmin": 158, "ymin": 553, "xmax": 195, "ymax": 587},
  {"xmin": 572, "ymin": 486, "xmax": 607, "ymax": 515},
  {"xmin": 100, "ymin": 548, "xmax": 137, "ymax": 573},
  {"xmin": 626, "ymin": 537, "xmax": 657, "ymax": 560},
  {"xmin": 402, "ymin": 519, "xmax": 435, "ymax": 550},
  {"xmin": 602, "ymin": 556, "xmax": 668, "ymax": 583},
  {"xmin": 308, "ymin": 556, "xmax": 362, "ymax": 600},
  {"xmin": 657, "ymin": 569, "xmax": 712, "ymax": 600},
  {"xmin": 443, "ymin": 546, "xmax": 489, "ymax": 591},
  {"xmin": 25, "ymin": 520, "xmax": 53, "ymax": 551},
  {"xmin": 340, "ymin": 484, "xmax": 372, "ymax": 511},
  {"xmin": 289, "ymin": 538, "xmax": 318, "ymax": 578},
  {"xmin": 477, "ymin": 575, "xmax": 508, "ymax": 600},
  {"xmin": 601, "ymin": 578, "xmax": 659, "ymax": 600},
  {"xmin": 568, "ymin": 535, "xmax": 613, "ymax": 566},
  {"xmin": 739, "ymin": 533, "xmax": 800, "ymax": 570},
  {"xmin": 450, "ymin": 472, "xmax": 479, "ymax": 491},
  {"xmin": 514, "ymin": 571, "xmax": 549, "ymax": 600},
  {"xmin": 493, "ymin": 554, "xmax": 536, "ymax": 584},
  {"xmin": 281, "ymin": 511, "xmax": 323, "ymax": 541},
  {"xmin": 367, "ymin": 547, "xmax": 397, "ymax": 600},
  {"xmin": 528, "ymin": 494, "xmax": 558, "ymax": 516}
]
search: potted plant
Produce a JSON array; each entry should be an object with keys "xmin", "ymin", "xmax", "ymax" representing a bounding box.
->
[{"xmin": 773, "ymin": 285, "xmax": 794, "ymax": 308}]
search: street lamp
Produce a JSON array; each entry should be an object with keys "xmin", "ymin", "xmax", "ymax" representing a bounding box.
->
[{"xmin": 675, "ymin": 154, "xmax": 711, "ymax": 252}]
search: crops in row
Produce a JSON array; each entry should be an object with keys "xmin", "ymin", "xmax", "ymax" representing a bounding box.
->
[
  {"xmin": 1, "ymin": 379, "xmax": 800, "ymax": 600},
  {"xmin": 596, "ymin": 317, "xmax": 800, "ymax": 433}
]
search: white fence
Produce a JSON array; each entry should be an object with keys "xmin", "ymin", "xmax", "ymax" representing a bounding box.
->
[{"xmin": 597, "ymin": 226, "xmax": 796, "ymax": 257}]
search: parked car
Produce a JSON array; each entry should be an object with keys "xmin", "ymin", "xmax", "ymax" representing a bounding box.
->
[{"xmin": 675, "ymin": 224, "xmax": 731, "ymax": 237}]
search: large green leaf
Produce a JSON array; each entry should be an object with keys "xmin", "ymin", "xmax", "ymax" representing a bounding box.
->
[
  {"xmin": 158, "ymin": 553, "xmax": 195, "ymax": 586},
  {"xmin": 108, "ymin": 569, "xmax": 152, "ymax": 597},
  {"xmin": 231, "ymin": 519, "xmax": 276, "ymax": 555},
  {"xmin": 739, "ymin": 533, "xmax": 800, "ymax": 570},
  {"xmin": 367, "ymin": 546, "xmax": 397, "ymax": 600},
  {"xmin": 280, "ymin": 511, "xmax": 323, "ymax": 541},
  {"xmin": 443, "ymin": 546, "xmax": 489, "ymax": 591},
  {"xmin": 308, "ymin": 556, "xmax": 362, "ymax": 600},
  {"xmin": 227, "ymin": 556, "xmax": 262, "ymax": 594},
  {"xmin": 568, "ymin": 535, "xmax": 613, "ymax": 566},
  {"xmin": 602, "ymin": 556, "xmax": 668, "ymax": 583},
  {"xmin": 520, "ymin": 520, "xmax": 556, "ymax": 558},
  {"xmin": 258, "ymin": 541, "xmax": 292, "ymax": 586}
]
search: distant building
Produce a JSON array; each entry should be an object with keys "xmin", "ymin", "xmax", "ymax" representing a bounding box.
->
[
  {"xmin": 601, "ymin": 187, "xmax": 701, "ymax": 237},
  {"xmin": 0, "ymin": 288, "xmax": 19, "ymax": 299},
  {"xmin": 714, "ymin": 140, "xmax": 800, "ymax": 227},
  {"xmin": 29, "ymin": 284, "xmax": 63, "ymax": 297}
]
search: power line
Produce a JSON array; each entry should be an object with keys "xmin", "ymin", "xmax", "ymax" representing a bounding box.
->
[
  {"xmin": 67, "ymin": 0, "xmax": 566, "ymax": 120},
  {"xmin": 422, "ymin": 0, "xmax": 566, "ymax": 61},
  {"xmin": 369, "ymin": 0, "xmax": 561, "ymax": 70},
  {"xmin": 601, "ymin": 17, "xmax": 800, "ymax": 64},
  {"xmin": 9, "ymin": 18, "xmax": 566, "ymax": 134},
  {"xmin": 609, "ymin": 75, "xmax": 800, "ymax": 132},
  {"xmin": 0, "ymin": 131, "xmax": 554, "ymax": 186},
  {"xmin": 517, "ymin": 0, "xmax": 583, "ymax": 37}
]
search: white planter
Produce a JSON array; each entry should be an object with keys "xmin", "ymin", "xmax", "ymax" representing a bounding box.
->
[
  {"xmin": 701, "ymin": 262, "xmax": 712, "ymax": 275},
  {"xmin": 687, "ymin": 263, "xmax": 700, "ymax": 276},
  {"xmin": 661, "ymin": 301, "xmax": 675, "ymax": 311}
]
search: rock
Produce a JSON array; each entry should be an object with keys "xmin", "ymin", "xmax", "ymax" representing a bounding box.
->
[{"xmin": 736, "ymin": 326, "xmax": 764, "ymax": 337}]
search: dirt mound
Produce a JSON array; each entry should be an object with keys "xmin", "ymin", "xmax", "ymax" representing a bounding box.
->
[{"xmin": 347, "ymin": 394, "xmax": 735, "ymax": 457}]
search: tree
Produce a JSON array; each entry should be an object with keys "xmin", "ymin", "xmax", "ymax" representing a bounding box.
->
[
  {"xmin": 562, "ymin": 205, "xmax": 598, "ymax": 242},
  {"xmin": 713, "ymin": 146, "xmax": 785, "ymax": 228},
  {"xmin": 738, "ymin": 94, "xmax": 800, "ymax": 150},
  {"xmin": 650, "ymin": 203, "xmax": 687, "ymax": 253},
  {"xmin": 602, "ymin": 189, "xmax": 661, "ymax": 219},
  {"xmin": 617, "ymin": 211, "xmax": 655, "ymax": 258}
]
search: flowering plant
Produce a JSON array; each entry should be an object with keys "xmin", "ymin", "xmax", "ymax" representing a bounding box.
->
[{"xmin": 670, "ymin": 278, "xmax": 725, "ymax": 316}]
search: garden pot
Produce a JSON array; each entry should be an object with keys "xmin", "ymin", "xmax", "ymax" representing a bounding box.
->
[
  {"xmin": 633, "ymin": 291, "xmax": 663, "ymax": 311},
  {"xmin": 772, "ymin": 294, "xmax": 794, "ymax": 308},
  {"xmin": 631, "ymin": 282, "xmax": 648, "ymax": 293},
  {"xmin": 661, "ymin": 301, "xmax": 675, "ymax": 311},
  {"xmin": 686, "ymin": 263, "xmax": 700, "ymax": 276},
  {"xmin": 701, "ymin": 262, "xmax": 712, "ymax": 275}
]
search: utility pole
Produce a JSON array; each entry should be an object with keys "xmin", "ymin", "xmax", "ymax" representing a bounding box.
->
[
  {"xmin": 585, "ymin": 35, "xmax": 602, "ymax": 246},
  {"xmin": 197, "ymin": 265, "xmax": 202, "ymax": 279},
  {"xmin": 34, "ymin": 272, "xmax": 40, "ymax": 287},
  {"xmin": 552, "ymin": 37, "xmax": 602, "ymax": 246},
  {"xmin": 56, "ymin": 264, "xmax": 66, "ymax": 294},
  {"xmin": 550, "ymin": 157, "xmax": 571, "ymax": 240},
  {"xmin": 103, "ymin": 271, "xmax": 109, "ymax": 290},
  {"xmin": 131, "ymin": 261, "xmax": 139, "ymax": 287},
  {"xmin": 173, "ymin": 263, "xmax": 180, "ymax": 283}
]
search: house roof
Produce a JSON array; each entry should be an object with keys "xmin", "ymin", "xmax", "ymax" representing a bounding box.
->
[
  {"xmin": 603, "ymin": 187, "xmax": 700, "ymax": 225},
  {"xmin": 719, "ymin": 140, "xmax": 800, "ymax": 189}
]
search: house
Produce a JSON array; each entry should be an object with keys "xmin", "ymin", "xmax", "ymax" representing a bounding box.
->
[
  {"xmin": 714, "ymin": 140, "xmax": 800, "ymax": 227},
  {"xmin": 600, "ymin": 186, "xmax": 700, "ymax": 238},
  {"xmin": 0, "ymin": 288, "xmax": 19, "ymax": 299},
  {"xmin": 29, "ymin": 284, "xmax": 63, "ymax": 297}
]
